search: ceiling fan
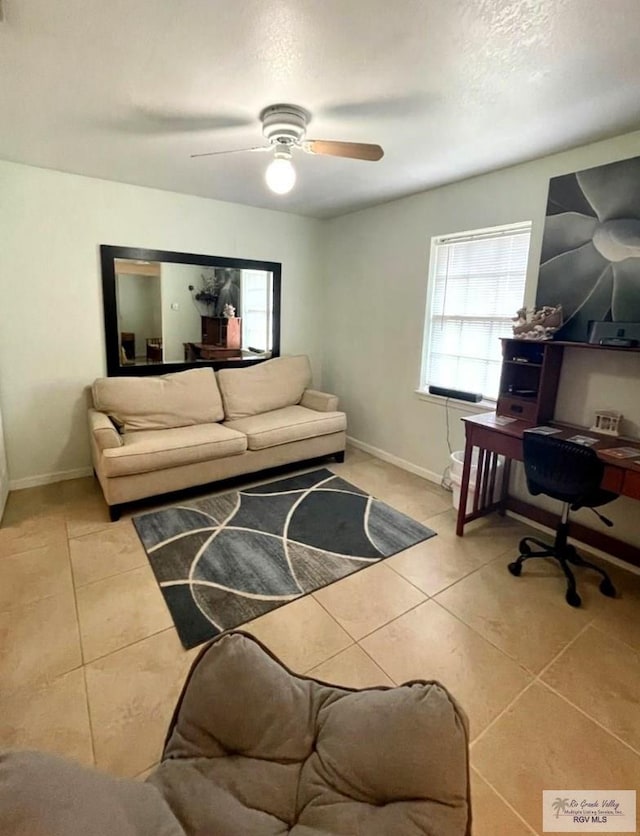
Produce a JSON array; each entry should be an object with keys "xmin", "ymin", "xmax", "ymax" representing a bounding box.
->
[{"xmin": 191, "ymin": 104, "xmax": 384, "ymax": 195}]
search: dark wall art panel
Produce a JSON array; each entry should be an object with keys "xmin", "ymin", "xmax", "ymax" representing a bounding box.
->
[{"xmin": 535, "ymin": 154, "xmax": 640, "ymax": 342}]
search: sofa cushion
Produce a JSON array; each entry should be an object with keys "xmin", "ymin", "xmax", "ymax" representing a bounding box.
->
[
  {"xmin": 223, "ymin": 405, "xmax": 346, "ymax": 451},
  {"xmin": 150, "ymin": 632, "xmax": 471, "ymax": 835},
  {"xmin": 0, "ymin": 750, "xmax": 184, "ymax": 836},
  {"xmin": 217, "ymin": 355, "xmax": 312, "ymax": 420},
  {"xmin": 102, "ymin": 423, "xmax": 247, "ymax": 477},
  {"xmin": 92, "ymin": 368, "xmax": 224, "ymax": 432}
]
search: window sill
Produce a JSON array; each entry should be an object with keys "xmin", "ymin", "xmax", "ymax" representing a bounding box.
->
[{"xmin": 414, "ymin": 389, "xmax": 496, "ymax": 413}]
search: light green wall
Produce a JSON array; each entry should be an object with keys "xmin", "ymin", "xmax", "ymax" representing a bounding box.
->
[
  {"xmin": 0, "ymin": 161, "xmax": 324, "ymax": 486},
  {"xmin": 323, "ymin": 129, "xmax": 640, "ymax": 550}
]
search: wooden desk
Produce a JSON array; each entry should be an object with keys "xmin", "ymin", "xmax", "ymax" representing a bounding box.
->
[
  {"xmin": 146, "ymin": 338, "xmax": 163, "ymax": 363},
  {"xmin": 456, "ymin": 412, "xmax": 640, "ymax": 567},
  {"xmin": 120, "ymin": 332, "xmax": 135, "ymax": 363},
  {"xmin": 183, "ymin": 343, "xmax": 243, "ymax": 361}
]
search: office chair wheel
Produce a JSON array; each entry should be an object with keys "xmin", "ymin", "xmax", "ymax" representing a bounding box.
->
[
  {"xmin": 599, "ymin": 578, "xmax": 616, "ymax": 597},
  {"xmin": 507, "ymin": 561, "xmax": 522, "ymax": 577},
  {"xmin": 565, "ymin": 589, "xmax": 582, "ymax": 608}
]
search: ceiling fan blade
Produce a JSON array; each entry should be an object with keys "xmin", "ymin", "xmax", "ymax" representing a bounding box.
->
[
  {"xmin": 302, "ymin": 140, "xmax": 384, "ymax": 161},
  {"xmin": 321, "ymin": 94, "xmax": 433, "ymax": 121},
  {"xmin": 106, "ymin": 108, "xmax": 254, "ymax": 135},
  {"xmin": 190, "ymin": 146, "xmax": 271, "ymax": 159}
]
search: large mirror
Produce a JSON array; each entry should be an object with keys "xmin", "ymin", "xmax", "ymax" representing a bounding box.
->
[{"xmin": 100, "ymin": 245, "xmax": 281, "ymax": 376}]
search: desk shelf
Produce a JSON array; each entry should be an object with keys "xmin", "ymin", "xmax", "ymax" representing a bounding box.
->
[
  {"xmin": 497, "ymin": 339, "xmax": 563, "ymax": 423},
  {"xmin": 549, "ymin": 340, "xmax": 640, "ymax": 353},
  {"xmin": 503, "ymin": 359, "xmax": 543, "ymax": 368}
]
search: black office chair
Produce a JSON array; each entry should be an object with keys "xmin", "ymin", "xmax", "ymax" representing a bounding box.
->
[{"xmin": 507, "ymin": 432, "xmax": 618, "ymax": 607}]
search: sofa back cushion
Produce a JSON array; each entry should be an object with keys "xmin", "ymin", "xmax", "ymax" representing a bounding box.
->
[
  {"xmin": 217, "ymin": 355, "xmax": 312, "ymax": 420},
  {"xmin": 92, "ymin": 368, "xmax": 224, "ymax": 432}
]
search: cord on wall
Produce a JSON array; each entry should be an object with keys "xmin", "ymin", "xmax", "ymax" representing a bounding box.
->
[{"xmin": 440, "ymin": 397, "xmax": 454, "ymax": 493}]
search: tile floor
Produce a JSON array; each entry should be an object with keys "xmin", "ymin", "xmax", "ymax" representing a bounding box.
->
[{"xmin": 1, "ymin": 447, "xmax": 639, "ymax": 835}]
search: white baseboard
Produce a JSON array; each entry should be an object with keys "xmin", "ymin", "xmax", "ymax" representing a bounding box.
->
[
  {"xmin": 0, "ymin": 485, "xmax": 8, "ymax": 522},
  {"xmin": 347, "ymin": 435, "xmax": 443, "ymax": 486},
  {"xmin": 9, "ymin": 466, "xmax": 94, "ymax": 491}
]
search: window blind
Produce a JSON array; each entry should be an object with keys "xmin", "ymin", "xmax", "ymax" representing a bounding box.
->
[{"xmin": 423, "ymin": 223, "xmax": 531, "ymax": 400}]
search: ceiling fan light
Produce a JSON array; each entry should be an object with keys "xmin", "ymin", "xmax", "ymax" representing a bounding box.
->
[{"xmin": 265, "ymin": 156, "xmax": 296, "ymax": 195}]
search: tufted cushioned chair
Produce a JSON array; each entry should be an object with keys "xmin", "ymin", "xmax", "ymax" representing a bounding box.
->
[{"xmin": 0, "ymin": 632, "xmax": 471, "ymax": 835}]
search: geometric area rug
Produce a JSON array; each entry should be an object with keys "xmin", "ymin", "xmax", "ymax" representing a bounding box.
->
[{"xmin": 133, "ymin": 468, "xmax": 436, "ymax": 649}]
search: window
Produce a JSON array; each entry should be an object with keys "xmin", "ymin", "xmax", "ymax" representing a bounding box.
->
[
  {"xmin": 421, "ymin": 222, "xmax": 531, "ymax": 401},
  {"xmin": 240, "ymin": 270, "xmax": 273, "ymax": 351}
]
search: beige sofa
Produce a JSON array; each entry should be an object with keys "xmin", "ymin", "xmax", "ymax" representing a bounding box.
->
[{"xmin": 89, "ymin": 355, "xmax": 346, "ymax": 520}]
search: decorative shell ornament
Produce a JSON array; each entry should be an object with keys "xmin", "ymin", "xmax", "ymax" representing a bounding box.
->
[{"xmin": 511, "ymin": 305, "xmax": 563, "ymax": 340}]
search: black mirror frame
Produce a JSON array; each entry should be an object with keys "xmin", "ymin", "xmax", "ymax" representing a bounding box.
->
[{"xmin": 100, "ymin": 244, "xmax": 282, "ymax": 377}]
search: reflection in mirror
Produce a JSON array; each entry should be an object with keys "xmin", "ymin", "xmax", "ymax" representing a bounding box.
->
[
  {"xmin": 115, "ymin": 260, "xmax": 163, "ymax": 365},
  {"xmin": 101, "ymin": 246, "xmax": 281, "ymax": 376}
]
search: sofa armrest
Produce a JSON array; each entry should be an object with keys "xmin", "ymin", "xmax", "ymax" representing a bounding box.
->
[
  {"xmin": 88, "ymin": 409, "xmax": 122, "ymax": 451},
  {"xmin": 300, "ymin": 389, "xmax": 339, "ymax": 412}
]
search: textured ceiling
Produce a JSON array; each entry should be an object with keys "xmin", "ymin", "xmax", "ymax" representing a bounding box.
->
[{"xmin": 1, "ymin": 0, "xmax": 640, "ymax": 218}]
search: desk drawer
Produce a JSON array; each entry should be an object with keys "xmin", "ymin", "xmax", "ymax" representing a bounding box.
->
[
  {"xmin": 497, "ymin": 395, "xmax": 538, "ymax": 422},
  {"xmin": 601, "ymin": 466, "xmax": 624, "ymax": 493},
  {"xmin": 468, "ymin": 425, "xmax": 523, "ymax": 459},
  {"xmin": 622, "ymin": 469, "xmax": 640, "ymax": 500}
]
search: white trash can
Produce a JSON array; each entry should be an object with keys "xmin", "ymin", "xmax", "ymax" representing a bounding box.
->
[{"xmin": 449, "ymin": 450, "xmax": 503, "ymax": 513}]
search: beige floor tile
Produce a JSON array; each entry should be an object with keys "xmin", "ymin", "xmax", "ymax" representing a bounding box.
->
[
  {"xmin": 85, "ymin": 628, "xmax": 195, "ymax": 777},
  {"xmin": 76, "ymin": 564, "xmax": 173, "ymax": 662},
  {"xmin": 0, "ymin": 668, "xmax": 93, "ymax": 766},
  {"xmin": 313, "ymin": 562, "xmax": 426, "ymax": 640},
  {"xmin": 0, "ymin": 590, "xmax": 82, "ymax": 694},
  {"xmin": 377, "ymin": 481, "xmax": 452, "ymax": 524},
  {"xmin": 243, "ymin": 595, "xmax": 352, "ymax": 673},
  {"xmin": 70, "ymin": 519, "xmax": 148, "ymax": 587},
  {"xmin": 333, "ymin": 458, "xmax": 451, "ymax": 523},
  {"xmin": 541, "ymin": 625, "xmax": 640, "ymax": 753},
  {"xmin": 386, "ymin": 533, "xmax": 488, "ymax": 597},
  {"xmin": 343, "ymin": 445, "xmax": 373, "ymax": 464},
  {"xmin": 470, "ymin": 769, "xmax": 536, "ymax": 836},
  {"xmin": 0, "ymin": 540, "xmax": 73, "ymax": 611},
  {"xmin": 327, "ymin": 448, "xmax": 373, "ymax": 478},
  {"xmin": 1, "ymin": 484, "xmax": 68, "ymax": 524},
  {"xmin": 360, "ymin": 600, "xmax": 532, "ymax": 739},
  {"xmin": 0, "ymin": 514, "xmax": 68, "ymax": 558},
  {"xmin": 60, "ymin": 476, "xmax": 103, "ymax": 502},
  {"xmin": 590, "ymin": 566, "xmax": 640, "ymax": 652},
  {"xmin": 325, "ymin": 461, "xmax": 365, "ymax": 485},
  {"xmin": 4, "ymin": 456, "xmax": 640, "ymax": 824},
  {"xmin": 472, "ymin": 682, "xmax": 640, "ymax": 835},
  {"xmin": 436, "ymin": 557, "xmax": 593, "ymax": 674},
  {"xmin": 308, "ymin": 644, "xmax": 394, "ymax": 688},
  {"xmin": 428, "ymin": 507, "xmax": 537, "ymax": 558},
  {"xmin": 65, "ymin": 495, "xmax": 112, "ymax": 539}
]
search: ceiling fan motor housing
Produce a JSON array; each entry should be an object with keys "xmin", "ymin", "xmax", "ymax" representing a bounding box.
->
[{"xmin": 260, "ymin": 104, "xmax": 310, "ymax": 146}]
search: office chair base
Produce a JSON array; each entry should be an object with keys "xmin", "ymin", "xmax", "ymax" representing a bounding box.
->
[
  {"xmin": 508, "ymin": 536, "xmax": 616, "ymax": 608},
  {"xmin": 565, "ymin": 589, "xmax": 582, "ymax": 608}
]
